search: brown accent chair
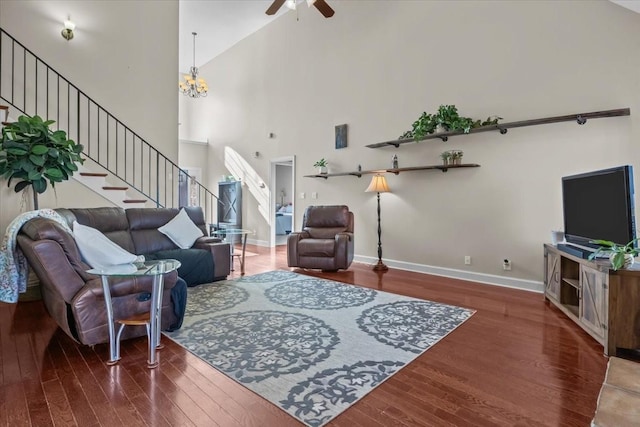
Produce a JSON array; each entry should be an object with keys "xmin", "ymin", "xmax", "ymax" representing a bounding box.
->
[
  {"xmin": 287, "ymin": 205, "xmax": 354, "ymax": 271},
  {"xmin": 16, "ymin": 206, "xmax": 230, "ymax": 346}
]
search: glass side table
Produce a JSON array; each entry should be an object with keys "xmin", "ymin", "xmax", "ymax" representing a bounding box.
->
[
  {"xmin": 209, "ymin": 228, "xmax": 253, "ymax": 275},
  {"xmin": 87, "ymin": 259, "xmax": 181, "ymax": 368}
]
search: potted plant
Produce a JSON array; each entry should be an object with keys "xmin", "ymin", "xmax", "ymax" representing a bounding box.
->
[
  {"xmin": 440, "ymin": 151, "xmax": 452, "ymax": 166},
  {"xmin": 0, "ymin": 115, "xmax": 84, "ymax": 209},
  {"xmin": 398, "ymin": 106, "xmax": 503, "ymax": 141},
  {"xmin": 313, "ymin": 158, "xmax": 328, "ymax": 174},
  {"xmin": 450, "ymin": 149, "xmax": 464, "ymax": 165},
  {"xmin": 587, "ymin": 239, "xmax": 640, "ymax": 270}
]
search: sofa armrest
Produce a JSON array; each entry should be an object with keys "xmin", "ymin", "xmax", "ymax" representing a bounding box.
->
[
  {"xmin": 193, "ymin": 241, "xmax": 231, "ymax": 279},
  {"xmin": 335, "ymin": 232, "xmax": 354, "ymax": 268},
  {"xmin": 196, "ymin": 236, "xmax": 223, "ymax": 245},
  {"xmin": 287, "ymin": 231, "xmax": 310, "ymax": 267}
]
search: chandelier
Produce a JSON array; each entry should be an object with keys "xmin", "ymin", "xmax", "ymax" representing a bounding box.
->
[{"xmin": 179, "ymin": 32, "xmax": 208, "ymax": 98}]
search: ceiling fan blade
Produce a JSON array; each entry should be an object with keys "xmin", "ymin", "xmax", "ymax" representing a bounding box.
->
[
  {"xmin": 313, "ymin": 0, "xmax": 334, "ymax": 17},
  {"xmin": 266, "ymin": 0, "xmax": 286, "ymax": 15}
]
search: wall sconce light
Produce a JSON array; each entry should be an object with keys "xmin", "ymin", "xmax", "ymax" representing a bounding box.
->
[{"xmin": 61, "ymin": 18, "xmax": 75, "ymax": 41}]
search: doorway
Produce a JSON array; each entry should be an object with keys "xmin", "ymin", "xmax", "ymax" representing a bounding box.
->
[{"xmin": 270, "ymin": 156, "xmax": 295, "ymax": 247}]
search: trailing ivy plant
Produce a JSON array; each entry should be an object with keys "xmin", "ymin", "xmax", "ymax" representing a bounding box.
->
[
  {"xmin": 398, "ymin": 105, "xmax": 502, "ymax": 141},
  {"xmin": 0, "ymin": 115, "xmax": 84, "ymax": 209}
]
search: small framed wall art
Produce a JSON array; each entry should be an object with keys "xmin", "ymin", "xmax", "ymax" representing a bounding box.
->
[{"xmin": 335, "ymin": 124, "xmax": 348, "ymax": 149}]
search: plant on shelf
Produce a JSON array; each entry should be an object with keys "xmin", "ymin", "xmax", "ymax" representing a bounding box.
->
[
  {"xmin": 0, "ymin": 115, "xmax": 84, "ymax": 209},
  {"xmin": 398, "ymin": 105, "xmax": 502, "ymax": 141},
  {"xmin": 410, "ymin": 112, "xmax": 437, "ymax": 140},
  {"xmin": 313, "ymin": 158, "xmax": 328, "ymax": 174},
  {"xmin": 450, "ymin": 149, "xmax": 464, "ymax": 164},
  {"xmin": 440, "ymin": 151, "xmax": 452, "ymax": 165},
  {"xmin": 434, "ymin": 105, "xmax": 474, "ymax": 134},
  {"xmin": 587, "ymin": 239, "xmax": 640, "ymax": 270}
]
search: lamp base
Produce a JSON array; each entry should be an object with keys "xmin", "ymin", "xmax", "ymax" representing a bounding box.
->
[{"xmin": 372, "ymin": 260, "xmax": 388, "ymax": 271}]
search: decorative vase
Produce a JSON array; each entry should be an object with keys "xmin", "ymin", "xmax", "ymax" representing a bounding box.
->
[
  {"xmin": 610, "ymin": 253, "xmax": 635, "ymax": 269},
  {"xmin": 318, "ymin": 166, "xmax": 327, "ymax": 174}
]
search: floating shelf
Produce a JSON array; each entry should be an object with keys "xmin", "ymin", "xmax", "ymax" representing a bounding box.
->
[
  {"xmin": 304, "ymin": 163, "xmax": 480, "ymax": 179},
  {"xmin": 366, "ymin": 108, "xmax": 631, "ymax": 148}
]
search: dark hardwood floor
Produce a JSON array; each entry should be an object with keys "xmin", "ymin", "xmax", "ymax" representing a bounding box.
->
[{"xmin": 0, "ymin": 245, "xmax": 608, "ymax": 426}]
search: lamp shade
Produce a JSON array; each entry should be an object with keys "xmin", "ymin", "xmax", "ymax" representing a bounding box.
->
[{"xmin": 365, "ymin": 174, "xmax": 390, "ymax": 193}]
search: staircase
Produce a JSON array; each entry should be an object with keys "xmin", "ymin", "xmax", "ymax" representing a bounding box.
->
[
  {"xmin": 76, "ymin": 168, "xmax": 149, "ymax": 208},
  {"xmin": 0, "ymin": 27, "xmax": 219, "ymax": 221}
]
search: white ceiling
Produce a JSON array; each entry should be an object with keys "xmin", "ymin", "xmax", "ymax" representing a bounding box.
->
[
  {"xmin": 179, "ymin": 0, "xmax": 640, "ymax": 72},
  {"xmin": 179, "ymin": 1, "xmax": 286, "ymax": 72},
  {"xmin": 610, "ymin": 0, "xmax": 640, "ymax": 14}
]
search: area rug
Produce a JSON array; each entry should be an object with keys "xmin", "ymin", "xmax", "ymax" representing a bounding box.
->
[{"xmin": 165, "ymin": 271, "xmax": 474, "ymax": 426}]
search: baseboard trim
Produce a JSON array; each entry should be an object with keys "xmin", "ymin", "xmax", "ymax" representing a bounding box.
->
[
  {"xmin": 246, "ymin": 241, "xmax": 543, "ymax": 293},
  {"xmin": 247, "ymin": 238, "xmax": 269, "ymax": 247},
  {"xmin": 353, "ymin": 255, "xmax": 543, "ymax": 293}
]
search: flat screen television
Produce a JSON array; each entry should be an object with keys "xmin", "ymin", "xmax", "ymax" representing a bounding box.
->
[{"xmin": 562, "ymin": 165, "xmax": 636, "ymax": 249}]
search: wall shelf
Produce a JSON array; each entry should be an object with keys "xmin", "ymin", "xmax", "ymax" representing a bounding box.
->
[
  {"xmin": 366, "ymin": 108, "xmax": 630, "ymax": 148},
  {"xmin": 304, "ymin": 163, "xmax": 480, "ymax": 179}
]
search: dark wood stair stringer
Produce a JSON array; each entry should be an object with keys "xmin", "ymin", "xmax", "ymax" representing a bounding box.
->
[{"xmin": 79, "ymin": 172, "xmax": 147, "ymax": 205}]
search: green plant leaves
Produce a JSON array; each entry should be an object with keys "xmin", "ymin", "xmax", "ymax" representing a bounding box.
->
[
  {"xmin": 31, "ymin": 145, "xmax": 49, "ymax": 155},
  {"xmin": 29, "ymin": 154, "xmax": 45, "ymax": 166},
  {"xmin": 399, "ymin": 105, "xmax": 502, "ymax": 140},
  {"xmin": 0, "ymin": 114, "xmax": 84, "ymax": 197}
]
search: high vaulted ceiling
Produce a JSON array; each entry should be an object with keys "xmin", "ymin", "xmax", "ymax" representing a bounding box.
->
[
  {"xmin": 178, "ymin": 1, "xmax": 285, "ymax": 72},
  {"xmin": 179, "ymin": 0, "xmax": 640, "ymax": 73}
]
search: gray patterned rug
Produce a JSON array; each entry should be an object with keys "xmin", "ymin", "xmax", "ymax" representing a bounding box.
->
[{"xmin": 165, "ymin": 271, "xmax": 474, "ymax": 427}]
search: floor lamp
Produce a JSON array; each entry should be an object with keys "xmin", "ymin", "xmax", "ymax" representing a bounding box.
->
[{"xmin": 365, "ymin": 174, "xmax": 390, "ymax": 271}]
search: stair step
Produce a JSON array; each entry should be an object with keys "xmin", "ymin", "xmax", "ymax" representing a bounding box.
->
[
  {"xmin": 102, "ymin": 186, "xmax": 128, "ymax": 191},
  {"xmin": 123, "ymin": 199, "xmax": 147, "ymax": 204},
  {"xmin": 80, "ymin": 172, "xmax": 108, "ymax": 177}
]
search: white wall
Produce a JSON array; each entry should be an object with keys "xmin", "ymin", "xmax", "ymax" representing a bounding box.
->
[
  {"xmin": 180, "ymin": 0, "xmax": 640, "ymax": 285},
  {"xmin": 0, "ymin": 0, "xmax": 178, "ymax": 232}
]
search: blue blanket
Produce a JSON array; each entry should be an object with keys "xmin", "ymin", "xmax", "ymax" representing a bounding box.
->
[{"xmin": 0, "ymin": 209, "xmax": 71, "ymax": 303}]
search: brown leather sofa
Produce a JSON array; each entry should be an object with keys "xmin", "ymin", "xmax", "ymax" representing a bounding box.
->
[
  {"xmin": 287, "ymin": 205, "xmax": 354, "ymax": 271},
  {"xmin": 16, "ymin": 206, "xmax": 230, "ymax": 346}
]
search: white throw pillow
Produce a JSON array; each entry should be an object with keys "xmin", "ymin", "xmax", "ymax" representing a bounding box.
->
[
  {"xmin": 73, "ymin": 221, "xmax": 138, "ymax": 269},
  {"xmin": 158, "ymin": 208, "xmax": 204, "ymax": 249}
]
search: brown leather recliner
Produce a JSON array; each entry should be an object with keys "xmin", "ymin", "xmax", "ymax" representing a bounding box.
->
[
  {"xmin": 287, "ymin": 205, "xmax": 354, "ymax": 271},
  {"xmin": 16, "ymin": 206, "xmax": 231, "ymax": 346}
]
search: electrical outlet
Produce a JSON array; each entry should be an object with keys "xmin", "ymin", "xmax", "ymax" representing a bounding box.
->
[
  {"xmin": 312, "ymin": 192, "xmax": 318, "ymax": 199},
  {"xmin": 300, "ymin": 192, "xmax": 305, "ymax": 199},
  {"xmin": 503, "ymin": 259, "xmax": 512, "ymax": 271},
  {"xmin": 464, "ymin": 256, "xmax": 471, "ymax": 265}
]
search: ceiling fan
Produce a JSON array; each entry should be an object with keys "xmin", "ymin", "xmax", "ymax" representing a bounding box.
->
[{"xmin": 266, "ymin": 0, "xmax": 335, "ymax": 18}]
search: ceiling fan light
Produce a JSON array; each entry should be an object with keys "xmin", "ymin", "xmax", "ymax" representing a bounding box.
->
[{"xmin": 286, "ymin": 0, "xmax": 297, "ymax": 10}]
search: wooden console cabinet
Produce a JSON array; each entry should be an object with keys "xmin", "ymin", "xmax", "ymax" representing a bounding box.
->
[{"xmin": 544, "ymin": 244, "xmax": 640, "ymax": 356}]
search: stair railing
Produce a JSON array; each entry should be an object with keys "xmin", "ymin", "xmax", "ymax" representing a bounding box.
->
[{"xmin": 0, "ymin": 27, "xmax": 221, "ymax": 224}]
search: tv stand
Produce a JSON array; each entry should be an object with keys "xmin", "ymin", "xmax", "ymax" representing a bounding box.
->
[
  {"xmin": 544, "ymin": 243, "xmax": 640, "ymax": 356},
  {"xmin": 557, "ymin": 243, "xmax": 595, "ymax": 259}
]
